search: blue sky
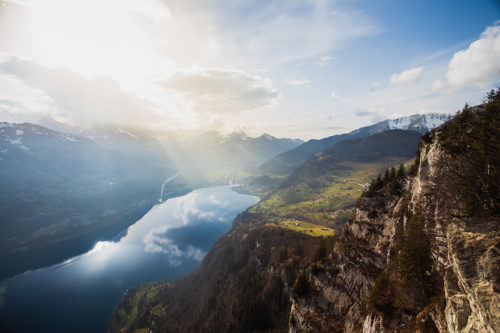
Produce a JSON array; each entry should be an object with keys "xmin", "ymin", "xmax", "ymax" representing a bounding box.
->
[{"xmin": 0, "ymin": 0, "xmax": 499, "ymax": 139}]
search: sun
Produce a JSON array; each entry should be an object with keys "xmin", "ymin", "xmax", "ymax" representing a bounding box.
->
[{"xmin": 11, "ymin": 0, "xmax": 173, "ymax": 90}]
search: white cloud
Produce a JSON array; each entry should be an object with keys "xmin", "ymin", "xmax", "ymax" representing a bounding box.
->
[
  {"xmin": 432, "ymin": 79, "xmax": 444, "ymax": 91},
  {"xmin": 355, "ymin": 107, "xmax": 386, "ymax": 123},
  {"xmin": 142, "ymin": 228, "xmax": 205, "ymax": 266},
  {"xmin": 160, "ymin": 68, "xmax": 279, "ymax": 114},
  {"xmin": 0, "ymin": 54, "xmax": 186, "ymax": 128},
  {"xmin": 8, "ymin": 0, "xmax": 171, "ymax": 23},
  {"xmin": 0, "ymin": 0, "xmax": 174, "ymax": 87},
  {"xmin": 355, "ymin": 109, "xmax": 375, "ymax": 117},
  {"xmin": 434, "ymin": 23, "xmax": 500, "ymax": 92},
  {"xmin": 331, "ymin": 91, "xmax": 339, "ymax": 100},
  {"xmin": 209, "ymin": 194, "xmax": 229, "ymax": 207},
  {"xmin": 390, "ymin": 66, "xmax": 424, "ymax": 85},
  {"xmin": 0, "ymin": 0, "xmax": 381, "ymax": 138},
  {"xmin": 172, "ymin": 194, "xmax": 216, "ymax": 225},
  {"xmin": 319, "ymin": 55, "xmax": 333, "ymax": 67},
  {"xmin": 370, "ymin": 81, "xmax": 380, "ymax": 92},
  {"xmin": 206, "ymin": 1, "xmax": 378, "ymax": 67},
  {"xmin": 287, "ymin": 78, "xmax": 310, "ymax": 86},
  {"xmin": 0, "ymin": 71, "xmax": 56, "ymax": 122},
  {"xmin": 121, "ymin": 0, "xmax": 377, "ymax": 70}
]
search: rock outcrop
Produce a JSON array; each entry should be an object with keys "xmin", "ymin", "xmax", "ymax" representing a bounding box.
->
[{"xmin": 288, "ymin": 99, "xmax": 500, "ymax": 332}]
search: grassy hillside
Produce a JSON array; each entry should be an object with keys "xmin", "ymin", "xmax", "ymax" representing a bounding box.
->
[{"xmin": 249, "ymin": 130, "xmax": 421, "ymax": 234}]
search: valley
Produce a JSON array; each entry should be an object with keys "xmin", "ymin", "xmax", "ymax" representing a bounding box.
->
[
  {"xmin": 1, "ymin": 3, "xmax": 498, "ymax": 332},
  {"xmin": 249, "ymin": 130, "xmax": 421, "ymax": 234},
  {"xmin": 0, "ymin": 113, "xmax": 443, "ymax": 332},
  {"xmin": 0, "ymin": 122, "xmax": 302, "ymax": 280},
  {"xmin": 109, "ymin": 95, "xmax": 499, "ymax": 333},
  {"xmin": 0, "ymin": 97, "xmax": 497, "ymax": 333}
]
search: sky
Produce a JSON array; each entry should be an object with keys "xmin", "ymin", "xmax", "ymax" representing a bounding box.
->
[{"xmin": 0, "ymin": 0, "xmax": 499, "ymax": 140}]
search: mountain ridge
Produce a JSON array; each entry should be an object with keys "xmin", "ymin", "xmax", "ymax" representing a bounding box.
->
[{"xmin": 260, "ymin": 113, "xmax": 450, "ymax": 176}]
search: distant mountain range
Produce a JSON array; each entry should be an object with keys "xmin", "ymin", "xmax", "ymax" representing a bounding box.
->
[
  {"xmin": 40, "ymin": 122, "xmax": 305, "ymax": 176},
  {"xmin": 175, "ymin": 131, "xmax": 304, "ymax": 174},
  {"xmin": 0, "ymin": 122, "xmax": 180, "ymax": 279},
  {"xmin": 0, "ymin": 122, "xmax": 302, "ymax": 279},
  {"xmin": 83, "ymin": 125, "xmax": 171, "ymax": 164},
  {"xmin": 260, "ymin": 113, "xmax": 451, "ymax": 176}
]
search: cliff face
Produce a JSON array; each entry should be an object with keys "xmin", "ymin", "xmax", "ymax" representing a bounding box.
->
[
  {"xmin": 109, "ymin": 96, "xmax": 499, "ymax": 333},
  {"xmin": 289, "ymin": 102, "xmax": 500, "ymax": 332}
]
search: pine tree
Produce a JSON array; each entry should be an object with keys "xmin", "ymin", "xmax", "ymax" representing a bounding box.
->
[
  {"xmin": 383, "ymin": 169, "xmax": 390, "ymax": 183},
  {"xmin": 397, "ymin": 214, "xmax": 432, "ymax": 304},
  {"xmin": 397, "ymin": 164, "xmax": 405, "ymax": 178},
  {"xmin": 389, "ymin": 167, "xmax": 396, "ymax": 182},
  {"xmin": 374, "ymin": 175, "xmax": 383, "ymax": 191},
  {"xmin": 439, "ymin": 90, "xmax": 500, "ymax": 216}
]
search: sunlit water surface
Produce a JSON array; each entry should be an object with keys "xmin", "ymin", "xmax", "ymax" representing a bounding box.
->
[{"xmin": 0, "ymin": 186, "xmax": 258, "ymax": 333}]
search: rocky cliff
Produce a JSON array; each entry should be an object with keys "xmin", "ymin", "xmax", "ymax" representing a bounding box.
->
[
  {"xmin": 289, "ymin": 98, "xmax": 499, "ymax": 332},
  {"xmin": 109, "ymin": 94, "xmax": 499, "ymax": 333}
]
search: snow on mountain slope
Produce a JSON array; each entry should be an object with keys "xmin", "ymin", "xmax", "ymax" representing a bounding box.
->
[
  {"xmin": 0, "ymin": 122, "xmax": 81, "ymax": 155},
  {"xmin": 386, "ymin": 113, "xmax": 451, "ymax": 133}
]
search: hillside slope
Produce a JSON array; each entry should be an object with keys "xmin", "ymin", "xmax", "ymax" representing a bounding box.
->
[
  {"xmin": 249, "ymin": 130, "xmax": 420, "ymax": 232},
  {"xmin": 260, "ymin": 113, "xmax": 449, "ymax": 176}
]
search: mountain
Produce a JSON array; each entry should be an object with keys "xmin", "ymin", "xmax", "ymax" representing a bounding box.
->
[
  {"xmin": 0, "ymin": 122, "xmax": 181, "ymax": 280},
  {"xmin": 109, "ymin": 97, "xmax": 499, "ymax": 332},
  {"xmin": 84, "ymin": 124, "xmax": 171, "ymax": 164},
  {"xmin": 108, "ymin": 130, "xmax": 422, "ymax": 332},
  {"xmin": 260, "ymin": 113, "xmax": 450, "ymax": 176},
  {"xmin": 218, "ymin": 132, "xmax": 303, "ymax": 169},
  {"xmin": 17, "ymin": 120, "xmax": 304, "ymax": 180},
  {"xmin": 243, "ymin": 130, "xmax": 421, "ymax": 235},
  {"xmin": 168, "ymin": 131, "xmax": 303, "ymax": 176},
  {"xmin": 275, "ymin": 130, "xmax": 420, "ymax": 210},
  {"xmin": 208, "ymin": 131, "xmax": 302, "ymax": 167}
]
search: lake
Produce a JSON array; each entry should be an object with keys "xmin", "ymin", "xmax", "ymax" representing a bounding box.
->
[{"xmin": 0, "ymin": 186, "xmax": 259, "ymax": 333}]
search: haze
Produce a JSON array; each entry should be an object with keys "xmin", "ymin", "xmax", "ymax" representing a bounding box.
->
[{"xmin": 0, "ymin": 0, "xmax": 499, "ymax": 139}]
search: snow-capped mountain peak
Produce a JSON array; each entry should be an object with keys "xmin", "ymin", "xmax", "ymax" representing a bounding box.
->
[{"xmin": 386, "ymin": 113, "xmax": 451, "ymax": 134}]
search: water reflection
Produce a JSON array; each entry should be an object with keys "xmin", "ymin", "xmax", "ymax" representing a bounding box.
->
[{"xmin": 0, "ymin": 186, "xmax": 258, "ymax": 333}]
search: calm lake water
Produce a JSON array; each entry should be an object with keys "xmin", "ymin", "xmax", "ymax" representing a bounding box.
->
[{"xmin": 0, "ymin": 186, "xmax": 258, "ymax": 333}]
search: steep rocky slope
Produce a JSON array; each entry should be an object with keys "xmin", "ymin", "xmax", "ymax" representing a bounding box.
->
[
  {"xmin": 289, "ymin": 98, "xmax": 499, "ymax": 332},
  {"xmin": 109, "ymin": 211, "xmax": 327, "ymax": 332},
  {"xmin": 109, "ymin": 94, "xmax": 498, "ymax": 333}
]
